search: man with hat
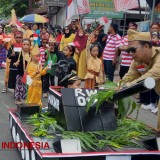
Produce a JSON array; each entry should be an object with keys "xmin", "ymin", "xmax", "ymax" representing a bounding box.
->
[{"xmin": 120, "ymin": 29, "xmax": 160, "ymax": 131}]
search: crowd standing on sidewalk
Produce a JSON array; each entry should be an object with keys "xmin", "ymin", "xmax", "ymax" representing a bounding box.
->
[{"xmin": 0, "ymin": 21, "xmax": 160, "ymax": 130}]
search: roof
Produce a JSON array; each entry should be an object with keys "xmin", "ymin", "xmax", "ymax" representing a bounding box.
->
[{"xmin": 32, "ymin": 5, "xmax": 48, "ymax": 14}]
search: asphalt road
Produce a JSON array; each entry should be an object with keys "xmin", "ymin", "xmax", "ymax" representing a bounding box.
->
[{"xmin": 0, "ymin": 69, "xmax": 158, "ymax": 160}]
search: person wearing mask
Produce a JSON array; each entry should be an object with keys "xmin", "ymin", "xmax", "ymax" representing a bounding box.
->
[
  {"xmin": 103, "ymin": 23, "xmax": 121, "ymax": 82},
  {"xmin": 60, "ymin": 26, "xmax": 75, "ymax": 51}
]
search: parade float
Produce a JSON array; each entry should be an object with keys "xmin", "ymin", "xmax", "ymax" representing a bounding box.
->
[
  {"xmin": 9, "ymin": 77, "xmax": 160, "ymax": 160},
  {"xmin": 9, "ymin": 61, "xmax": 160, "ymax": 160}
]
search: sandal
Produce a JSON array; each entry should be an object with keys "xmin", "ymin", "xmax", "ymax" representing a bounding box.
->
[
  {"xmin": 43, "ymin": 93, "xmax": 48, "ymax": 98},
  {"xmin": 15, "ymin": 101, "xmax": 21, "ymax": 105},
  {"xmin": 1, "ymin": 88, "xmax": 7, "ymax": 93}
]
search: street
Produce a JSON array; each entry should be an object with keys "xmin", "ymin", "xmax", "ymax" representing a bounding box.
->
[{"xmin": 0, "ymin": 68, "xmax": 158, "ymax": 160}]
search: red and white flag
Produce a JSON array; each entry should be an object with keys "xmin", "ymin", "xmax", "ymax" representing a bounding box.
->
[
  {"xmin": 1, "ymin": 62, "xmax": 6, "ymax": 68},
  {"xmin": 113, "ymin": 0, "xmax": 139, "ymax": 12},
  {"xmin": 77, "ymin": 0, "xmax": 90, "ymax": 15},
  {"xmin": 14, "ymin": 43, "xmax": 22, "ymax": 52},
  {"xmin": 66, "ymin": 0, "xmax": 78, "ymax": 26},
  {"xmin": 98, "ymin": 16, "xmax": 109, "ymax": 25}
]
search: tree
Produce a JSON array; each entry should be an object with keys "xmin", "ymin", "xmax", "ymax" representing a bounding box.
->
[{"xmin": 0, "ymin": 0, "xmax": 41, "ymax": 18}]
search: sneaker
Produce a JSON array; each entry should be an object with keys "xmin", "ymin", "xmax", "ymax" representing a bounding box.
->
[
  {"xmin": 151, "ymin": 107, "xmax": 158, "ymax": 114},
  {"xmin": 1, "ymin": 88, "xmax": 7, "ymax": 93},
  {"xmin": 142, "ymin": 103, "xmax": 156, "ymax": 111},
  {"xmin": 141, "ymin": 104, "xmax": 146, "ymax": 109}
]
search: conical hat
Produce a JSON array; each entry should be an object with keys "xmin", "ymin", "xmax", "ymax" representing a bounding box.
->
[
  {"xmin": 27, "ymin": 30, "xmax": 33, "ymax": 38},
  {"xmin": 31, "ymin": 43, "xmax": 40, "ymax": 56}
]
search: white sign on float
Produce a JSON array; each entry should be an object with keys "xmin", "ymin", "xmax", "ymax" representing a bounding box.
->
[
  {"xmin": 61, "ymin": 139, "xmax": 82, "ymax": 153},
  {"xmin": 74, "ymin": 89, "xmax": 98, "ymax": 106},
  {"xmin": 106, "ymin": 156, "xmax": 131, "ymax": 160},
  {"xmin": 48, "ymin": 93, "xmax": 60, "ymax": 111}
]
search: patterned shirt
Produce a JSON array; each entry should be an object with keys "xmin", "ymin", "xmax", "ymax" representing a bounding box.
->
[
  {"xmin": 120, "ymin": 35, "xmax": 133, "ymax": 66},
  {"xmin": 103, "ymin": 34, "xmax": 121, "ymax": 61}
]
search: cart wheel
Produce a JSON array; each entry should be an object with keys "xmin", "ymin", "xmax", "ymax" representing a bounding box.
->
[
  {"xmin": 16, "ymin": 133, "xmax": 20, "ymax": 151},
  {"xmin": 31, "ymin": 150, "xmax": 36, "ymax": 160},
  {"xmin": 12, "ymin": 126, "xmax": 16, "ymax": 142},
  {"xmin": 25, "ymin": 147, "xmax": 30, "ymax": 160},
  {"xmin": 21, "ymin": 139, "xmax": 25, "ymax": 160},
  {"xmin": 9, "ymin": 117, "xmax": 12, "ymax": 129}
]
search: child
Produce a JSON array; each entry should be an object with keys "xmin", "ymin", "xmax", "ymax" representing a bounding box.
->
[
  {"xmin": 27, "ymin": 44, "xmax": 49, "ymax": 107},
  {"xmin": 7, "ymin": 31, "xmax": 23, "ymax": 91},
  {"xmin": 14, "ymin": 38, "xmax": 31, "ymax": 104},
  {"xmin": 59, "ymin": 44, "xmax": 76, "ymax": 71},
  {"xmin": 84, "ymin": 35, "xmax": 104, "ymax": 89},
  {"xmin": 60, "ymin": 71, "xmax": 81, "ymax": 88},
  {"xmin": 56, "ymin": 44, "xmax": 77, "ymax": 85},
  {"xmin": 40, "ymin": 38, "xmax": 49, "ymax": 68},
  {"xmin": 43, "ymin": 37, "xmax": 58, "ymax": 98}
]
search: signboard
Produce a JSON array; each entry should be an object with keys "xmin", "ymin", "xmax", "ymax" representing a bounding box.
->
[
  {"xmin": 136, "ymin": 21, "xmax": 150, "ymax": 32},
  {"xmin": 44, "ymin": 0, "xmax": 67, "ymax": 7},
  {"xmin": 61, "ymin": 88, "xmax": 117, "ymax": 131},
  {"xmin": 85, "ymin": 0, "xmax": 124, "ymax": 19}
]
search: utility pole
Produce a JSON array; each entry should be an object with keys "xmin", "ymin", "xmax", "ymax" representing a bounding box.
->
[{"xmin": 28, "ymin": 0, "xmax": 33, "ymax": 14}]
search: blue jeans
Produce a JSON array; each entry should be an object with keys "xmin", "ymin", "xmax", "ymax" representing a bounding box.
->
[{"xmin": 104, "ymin": 60, "xmax": 116, "ymax": 82}]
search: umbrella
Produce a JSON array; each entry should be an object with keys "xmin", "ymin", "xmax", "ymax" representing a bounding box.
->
[{"xmin": 19, "ymin": 14, "xmax": 49, "ymax": 23}]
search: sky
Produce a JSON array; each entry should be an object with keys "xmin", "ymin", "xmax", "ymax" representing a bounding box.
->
[{"xmin": 140, "ymin": 0, "xmax": 147, "ymax": 7}]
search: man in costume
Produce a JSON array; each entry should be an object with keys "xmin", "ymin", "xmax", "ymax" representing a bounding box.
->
[{"xmin": 120, "ymin": 29, "xmax": 160, "ymax": 131}]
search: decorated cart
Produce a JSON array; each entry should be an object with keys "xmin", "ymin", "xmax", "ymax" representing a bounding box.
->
[{"xmin": 9, "ymin": 77, "xmax": 160, "ymax": 160}]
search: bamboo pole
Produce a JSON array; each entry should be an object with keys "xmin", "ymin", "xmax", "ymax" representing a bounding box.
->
[
  {"xmin": 123, "ymin": 11, "xmax": 127, "ymax": 36},
  {"xmin": 150, "ymin": 0, "xmax": 156, "ymax": 24}
]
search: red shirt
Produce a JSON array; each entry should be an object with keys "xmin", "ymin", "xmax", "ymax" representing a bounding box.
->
[{"xmin": 56, "ymin": 34, "xmax": 63, "ymax": 43}]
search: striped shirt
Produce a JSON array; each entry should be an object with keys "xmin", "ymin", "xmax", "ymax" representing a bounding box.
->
[
  {"xmin": 103, "ymin": 34, "xmax": 121, "ymax": 61},
  {"xmin": 39, "ymin": 47, "xmax": 47, "ymax": 68},
  {"xmin": 120, "ymin": 35, "xmax": 133, "ymax": 66}
]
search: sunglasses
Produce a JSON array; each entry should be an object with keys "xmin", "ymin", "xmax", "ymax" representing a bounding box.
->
[
  {"xmin": 126, "ymin": 45, "xmax": 142, "ymax": 54},
  {"xmin": 15, "ymin": 37, "xmax": 23, "ymax": 39},
  {"xmin": 65, "ymin": 28, "xmax": 69, "ymax": 31},
  {"xmin": 42, "ymin": 42, "xmax": 47, "ymax": 44},
  {"xmin": 11, "ymin": 26, "xmax": 17, "ymax": 28}
]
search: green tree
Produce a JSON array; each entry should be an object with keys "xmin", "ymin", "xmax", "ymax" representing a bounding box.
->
[{"xmin": 0, "ymin": 0, "xmax": 41, "ymax": 18}]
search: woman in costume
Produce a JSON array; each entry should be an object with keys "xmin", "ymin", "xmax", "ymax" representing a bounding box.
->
[
  {"xmin": 27, "ymin": 44, "xmax": 49, "ymax": 107},
  {"xmin": 60, "ymin": 26, "xmax": 75, "ymax": 51},
  {"xmin": 73, "ymin": 29, "xmax": 87, "ymax": 79}
]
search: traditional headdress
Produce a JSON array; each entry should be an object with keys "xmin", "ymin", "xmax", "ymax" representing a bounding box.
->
[
  {"xmin": 128, "ymin": 29, "xmax": 151, "ymax": 42},
  {"xmin": 31, "ymin": 43, "xmax": 40, "ymax": 56}
]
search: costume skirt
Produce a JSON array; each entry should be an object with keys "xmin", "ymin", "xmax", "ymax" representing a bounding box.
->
[
  {"xmin": 8, "ymin": 69, "xmax": 18, "ymax": 89},
  {"xmin": 14, "ymin": 75, "xmax": 27, "ymax": 100}
]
